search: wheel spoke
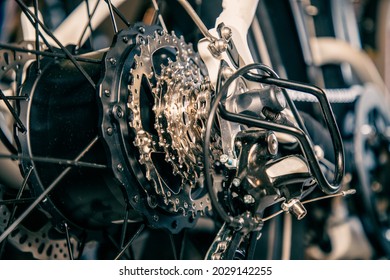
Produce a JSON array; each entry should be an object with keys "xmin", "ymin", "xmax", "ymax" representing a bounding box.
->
[
  {"xmin": 33, "ymin": 0, "xmax": 41, "ymax": 73},
  {"xmin": 77, "ymin": 0, "xmax": 100, "ymax": 49},
  {"xmin": 0, "ymin": 198, "xmax": 35, "ymax": 206},
  {"xmin": 0, "ymin": 89, "xmax": 26, "ymax": 133},
  {"xmin": 0, "ymin": 153, "xmax": 107, "ymax": 169},
  {"xmin": 0, "ymin": 43, "xmax": 101, "ymax": 64},
  {"xmin": 105, "ymin": 0, "xmax": 118, "ymax": 34},
  {"xmin": 104, "ymin": 0, "xmax": 131, "ymax": 27},
  {"xmin": 63, "ymin": 222, "xmax": 74, "ymax": 260},
  {"xmin": 119, "ymin": 204, "xmax": 130, "ymax": 249},
  {"xmin": 179, "ymin": 230, "xmax": 187, "ymax": 260},
  {"xmin": 169, "ymin": 233, "xmax": 178, "ymax": 260},
  {"xmin": 15, "ymin": 0, "xmax": 97, "ymax": 89},
  {"xmin": 0, "ymin": 167, "xmax": 33, "ymax": 258},
  {"xmin": 114, "ymin": 224, "xmax": 145, "ymax": 260},
  {"xmin": 169, "ymin": 231, "xmax": 187, "ymax": 260},
  {"xmin": 0, "ymin": 136, "xmax": 100, "ymax": 244}
]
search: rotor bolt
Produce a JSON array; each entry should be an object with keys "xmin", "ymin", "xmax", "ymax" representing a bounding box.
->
[
  {"xmin": 232, "ymin": 177, "xmax": 241, "ymax": 187},
  {"xmin": 267, "ymin": 133, "xmax": 278, "ymax": 156},
  {"xmin": 243, "ymin": 194, "xmax": 255, "ymax": 204},
  {"xmin": 109, "ymin": 57, "xmax": 117, "ymax": 66},
  {"xmin": 117, "ymin": 163, "xmax": 124, "ymax": 172},
  {"xmin": 104, "ymin": 89, "xmax": 111, "ymax": 97},
  {"xmin": 106, "ymin": 127, "xmax": 113, "ymax": 136}
]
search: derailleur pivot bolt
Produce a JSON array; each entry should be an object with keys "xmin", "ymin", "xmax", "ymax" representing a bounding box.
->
[{"xmin": 281, "ymin": 198, "xmax": 307, "ymax": 220}]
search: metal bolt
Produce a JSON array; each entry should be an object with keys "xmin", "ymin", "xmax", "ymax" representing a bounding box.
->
[
  {"xmin": 117, "ymin": 163, "xmax": 124, "ymax": 172},
  {"xmin": 138, "ymin": 26, "xmax": 146, "ymax": 34},
  {"xmin": 114, "ymin": 105, "xmax": 124, "ymax": 119},
  {"xmin": 104, "ymin": 89, "xmax": 111, "ymax": 97},
  {"xmin": 133, "ymin": 195, "xmax": 139, "ymax": 203},
  {"xmin": 232, "ymin": 177, "xmax": 241, "ymax": 187},
  {"xmin": 243, "ymin": 194, "xmax": 255, "ymax": 204},
  {"xmin": 213, "ymin": 39, "xmax": 228, "ymax": 53},
  {"xmin": 122, "ymin": 36, "xmax": 129, "ymax": 43},
  {"xmin": 106, "ymin": 127, "xmax": 113, "ymax": 136},
  {"xmin": 153, "ymin": 215, "xmax": 159, "ymax": 222},
  {"xmin": 305, "ymin": 5, "xmax": 318, "ymax": 16},
  {"xmin": 109, "ymin": 57, "xmax": 117, "ymax": 65},
  {"xmin": 267, "ymin": 133, "xmax": 278, "ymax": 156}
]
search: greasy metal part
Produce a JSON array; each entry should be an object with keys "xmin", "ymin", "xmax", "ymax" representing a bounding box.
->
[
  {"xmin": 99, "ymin": 24, "xmax": 211, "ymax": 233},
  {"xmin": 128, "ymin": 29, "xmax": 212, "ymax": 217},
  {"xmin": 153, "ymin": 50, "xmax": 211, "ymax": 184},
  {"xmin": 176, "ymin": 0, "xmax": 218, "ymax": 43}
]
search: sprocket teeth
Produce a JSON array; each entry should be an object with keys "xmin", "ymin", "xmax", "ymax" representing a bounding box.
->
[{"xmin": 127, "ymin": 31, "xmax": 212, "ymax": 217}]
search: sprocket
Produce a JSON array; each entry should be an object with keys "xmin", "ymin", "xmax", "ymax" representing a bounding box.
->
[{"xmin": 127, "ymin": 30, "xmax": 212, "ymax": 219}]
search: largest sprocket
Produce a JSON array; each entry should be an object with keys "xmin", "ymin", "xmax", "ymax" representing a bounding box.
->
[{"xmin": 99, "ymin": 24, "xmax": 213, "ymax": 233}]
